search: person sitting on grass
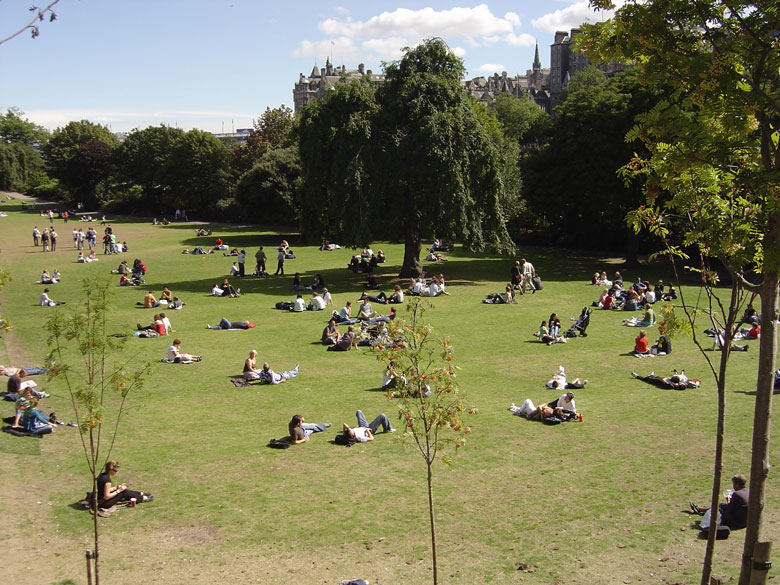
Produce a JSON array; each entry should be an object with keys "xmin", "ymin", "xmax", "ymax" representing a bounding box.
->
[
  {"xmin": 341, "ymin": 410, "xmax": 395, "ymax": 442},
  {"xmin": 634, "ymin": 330, "xmax": 650, "ymax": 355},
  {"xmin": 483, "ymin": 283, "xmax": 514, "ymax": 304},
  {"xmin": 137, "ymin": 314, "xmax": 166, "ymax": 336},
  {"xmin": 243, "ymin": 350, "xmax": 261, "ymax": 380},
  {"xmin": 259, "ymin": 362, "xmax": 300, "ymax": 384},
  {"xmin": 624, "ymin": 303, "xmax": 656, "ymax": 327},
  {"xmin": 167, "ymin": 339, "xmax": 201, "ymax": 363},
  {"xmin": 160, "ymin": 286, "xmax": 173, "ymax": 304},
  {"xmin": 288, "ymin": 414, "xmax": 331, "ymax": 444},
  {"xmin": 20, "ymin": 395, "xmax": 55, "ymax": 435},
  {"xmin": 206, "ymin": 318, "xmax": 256, "ymax": 330},
  {"xmin": 41, "ymin": 269, "xmax": 58, "ymax": 284},
  {"xmin": 333, "ymin": 301, "xmax": 356, "ymax": 325},
  {"xmin": 96, "ymin": 460, "xmax": 153, "ymax": 514},
  {"xmin": 219, "ymin": 278, "xmax": 240, "ymax": 298},
  {"xmin": 327, "ymin": 325, "xmax": 357, "ymax": 351},
  {"xmin": 321, "ymin": 287, "xmax": 333, "ymax": 307},
  {"xmin": 381, "ymin": 361, "xmax": 405, "ymax": 390},
  {"xmin": 308, "ymin": 291, "xmax": 326, "ymax": 311},
  {"xmin": 136, "ymin": 290, "xmax": 157, "ymax": 308},
  {"xmin": 321, "ymin": 319, "xmax": 341, "ymax": 345},
  {"xmin": 535, "ymin": 320, "xmax": 556, "ymax": 345},
  {"xmin": 293, "ymin": 294, "xmax": 306, "ymax": 312},
  {"xmin": 39, "ymin": 288, "xmax": 64, "ymax": 306},
  {"xmin": 689, "ymin": 473, "xmax": 749, "ymax": 530},
  {"xmin": 357, "ymin": 298, "xmax": 377, "ymax": 320},
  {"xmin": 631, "ymin": 370, "xmax": 701, "ymax": 390},
  {"xmin": 651, "ymin": 327, "xmax": 672, "ymax": 355},
  {"xmin": 741, "ymin": 321, "xmax": 761, "ymax": 340}
]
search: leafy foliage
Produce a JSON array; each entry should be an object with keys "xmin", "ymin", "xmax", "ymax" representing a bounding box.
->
[
  {"xmin": 373, "ymin": 299, "xmax": 474, "ymax": 584},
  {"xmin": 234, "ymin": 145, "xmax": 301, "ymax": 224}
]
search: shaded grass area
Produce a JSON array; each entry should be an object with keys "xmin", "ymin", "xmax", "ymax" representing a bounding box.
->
[{"xmin": 0, "ymin": 198, "xmax": 777, "ymax": 585}]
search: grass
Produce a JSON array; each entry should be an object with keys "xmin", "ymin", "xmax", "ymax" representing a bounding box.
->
[{"xmin": 0, "ymin": 197, "xmax": 777, "ymax": 585}]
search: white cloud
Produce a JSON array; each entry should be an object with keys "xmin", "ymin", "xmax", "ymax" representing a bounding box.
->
[
  {"xmin": 503, "ymin": 32, "xmax": 536, "ymax": 47},
  {"xmin": 476, "ymin": 63, "xmax": 505, "ymax": 74},
  {"xmin": 22, "ymin": 109, "xmax": 253, "ymax": 132},
  {"xmin": 532, "ymin": 0, "xmax": 621, "ymax": 33},
  {"xmin": 451, "ymin": 46, "xmax": 467, "ymax": 57},
  {"xmin": 294, "ymin": 4, "xmax": 527, "ymax": 62},
  {"xmin": 504, "ymin": 11, "xmax": 522, "ymax": 28},
  {"xmin": 319, "ymin": 5, "xmax": 514, "ymax": 39},
  {"xmin": 292, "ymin": 37, "xmax": 360, "ymax": 62},
  {"xmin": 334, "ymin": 6, "xmax": 349, "ymax": 16}
]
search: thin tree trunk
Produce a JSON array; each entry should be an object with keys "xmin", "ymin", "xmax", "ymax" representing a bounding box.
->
[
  {"xmin": 739, "ymin": 271, "xmax": 778, "ymax": 585},
  {"xmin": 701, "ymin": 282, "xmax": 738, "ymax": 585},
  {"xmin": 427, "ymin": 460, "xmax": 437, "ymax": 585},
  {"xmin": 400, "ymin": 216, "xmax": 422, "ymax": 278}
]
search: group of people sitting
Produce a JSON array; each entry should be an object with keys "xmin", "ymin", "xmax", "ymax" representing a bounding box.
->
[
  {"xmin": 76, "ymin": 251, "xmax": 99, "ymax": 263},
  {"xmin": 347, "ymin": 248, "xmax": 385, "ymax": 273},
  {"xmin": 406, "ymin": 274, "xmax": 450, "ymax": 297},
  {"xmin": 136, "ymin": 313, "xmax": 173, "ymax": 337},
  {"xmin": 243, "ymin": 350, "xmax": 299, "ymax": 383},
  {"xmin": 593, "ymin": 277, "xmax": 677, "ymax": 311},
  {"xmin": 40, "ymin": 269, "xmax": 61, "ymax": 284},
  {"xmin": 3, "ymin": 367, "xmax": 54, "ymax": 435},
  {"xmin": 211, "ymin": 279, "xmax": 240, "ymax": 298},
  {"xmin": 633, "ymin": 328, "xmax": 672, "ymax": 356},
  {"xmin": 136, "ymin": 286, "xmax": 181, "ymax": 308}
]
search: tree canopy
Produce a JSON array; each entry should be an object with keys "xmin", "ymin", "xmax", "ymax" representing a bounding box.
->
[
  {"xmin": 298, "ymin": 38, "xmax": 515, "ymax": 276},
  {"xmin": 580, "ymin": 3, "xmax": 779, "ymax": 583}
]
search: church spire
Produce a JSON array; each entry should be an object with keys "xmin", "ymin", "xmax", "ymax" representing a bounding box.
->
[{"xmin": 533, "ymin": 42, "xmax": 541, "ymax": 70}]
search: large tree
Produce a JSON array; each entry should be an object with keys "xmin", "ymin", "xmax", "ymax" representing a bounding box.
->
[
  {"xmin": 44, "ymin": 120, "xmax": 118, "ymax": 206},
  {"xmin": 521, "ymin": 66, "xmax": 659, "ymax": 250},
  {"xmin": 114, "ymin": 125, "xmax": 184, "ymax": 212},
  {"xmin": 581, "ymin": 3, "xmax": 779, "ymax": 583},
  {"xmin": 0, "ymin": 108, "xmax": 48, "ymax": 192},
  {"xmin": 298, "ymin": 39, "xmax": 514, "ymax": 276}
]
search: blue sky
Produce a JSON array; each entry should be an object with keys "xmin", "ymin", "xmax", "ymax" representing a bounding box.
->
[{"xmin": 0, "ymin": 1, "xmax": 619, "ymax": 133}]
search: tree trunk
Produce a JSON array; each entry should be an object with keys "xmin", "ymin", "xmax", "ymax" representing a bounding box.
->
[
  {"xmin": 400, "ymin": 216, "xmax": 422, "ymax": 278},
  {"xmin": 701, "ymin": 282, "xmax": 738, "ymax": 585},
  {"xmin": 427, "ymin": 460, "xmax": 438, "ymax": 585},
  {"xmin": 739, "ymin": 271, "xmax": 778, "ymax": 585}
]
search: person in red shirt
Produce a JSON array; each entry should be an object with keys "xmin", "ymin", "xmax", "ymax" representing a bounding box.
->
[
  {"xmin": 634, "ymin": 330, "xmax": 649, "ymax": 354},
  {"xmin": 745, "ymin": 322, "xmax": 761, "ymax": 339}
]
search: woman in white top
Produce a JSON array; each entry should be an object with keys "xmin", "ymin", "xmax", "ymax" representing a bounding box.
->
[{"xmin": 167, "ymin": 339, "xmax": 201, "ymax": 363}]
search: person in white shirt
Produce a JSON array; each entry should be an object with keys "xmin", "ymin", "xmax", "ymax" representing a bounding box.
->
[
  {"xmin": 308, "ymin": 292, "xmax": 326, "ymax": 311},
  {"xmin": 410, "ymin": 279, "xmax": 423, "ymax": 295},
  {"xmin": 556, "ymin": 392, "xmax": 576, "ymax": 413},
  {"xmin": 211, "ymin": 283, "xmax": 224, "ymax": 296},
  {"xmin": 39, "ymin": 289, "xmax": 61, "ymax": 306},
  {"xmin": 341, "ymin": 409, "xmax": 395, "ymax": 442},
  {"xmin": 167, "ymin": 339, "xmax": 200, "ymax": 363},
  {"xmin": 338, "ymin": 302, "xmax": 353, "ymax": 322},
  {"xmin": 357, "ymin": 298, "xmax": 376, "ymax": 320},
  {"xmin": 293, "ymin": 294, "xmax": 306, "ymax": 312},
  {"xmin": 321, "ymin": 288, "xmax": 333, "ymax": 306}
]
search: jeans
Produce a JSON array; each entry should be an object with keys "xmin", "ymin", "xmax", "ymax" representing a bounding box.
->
[
  {"xmin": 23, "ymin": 366, "xmax": 48, "ymax": 376},
  {"xmin": 356, "ymin": 410, "xmax": 392, "ymax": 433},
  {"xmin": 208, "ymin": 317, "xmax": 232, "ymax": 329},
  {"xmin": 301, "ymin": 422, "xmax": 328, "ymax": 436}
]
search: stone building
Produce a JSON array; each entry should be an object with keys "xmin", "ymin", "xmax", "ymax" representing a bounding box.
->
[
  {"xmin": 293, "ymin": 29, "xmax": 629, "ymax": 113},
  {"xmin": 293, "ymin": 58, "xmax": 383, "ymax": 111}
]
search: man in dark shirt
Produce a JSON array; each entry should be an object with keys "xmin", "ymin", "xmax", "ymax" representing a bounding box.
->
[{"xmin": 691, "ymin": 474, "xmax": 750, "ymax": 529}]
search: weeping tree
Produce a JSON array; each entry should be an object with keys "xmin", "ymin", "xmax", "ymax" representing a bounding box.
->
[
  {"xmin": 581, "ymin": 2, "xmax": 780, "ymax": 582},
  {"xmin": 297, "ymin": 38, "xmax": 515, "ymax": 277}
]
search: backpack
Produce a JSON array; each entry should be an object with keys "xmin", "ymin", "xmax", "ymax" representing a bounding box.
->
[{"xmin": 268, "ymin": 438, "xmax": 291, "ymax": 449}]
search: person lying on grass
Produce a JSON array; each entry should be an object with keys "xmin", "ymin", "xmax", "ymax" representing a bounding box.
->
[
  {"xmin": 546, "ymin": 366, "xmax": 587, "ymax": 390},
  {"xmin": 341, "ymin": 410, "xmax": 395, "ymax": 442},
  {"xmin": 509, "ymin": 393, "xmax": 582, "ymax": 422},
  {"xmin": 206, "ymin": 318, "xmax": 256, "ymax": 330},
  {"xmin": 96, "ymin": 460, "xmax": 153, "ymax": 514},
  {"xmin": 258, "ymin": 362, "xmax": 299, "ymax": 384},
  {"xmin": 631, "ymin": 370, "xmax": 701, "ymax": 390},
  {"xmin": 288, "ymin": 414, "xmax": 331, "ymax": 444}
]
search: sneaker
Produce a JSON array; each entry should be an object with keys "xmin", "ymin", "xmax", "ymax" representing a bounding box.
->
[
  {"xmin": 690, "ymin": 501, "xmax": 702, "ymax": 515},
  {"xmin": 39, "ymin": 392, "xmax": 51, "ymax": 398},
  {"xmin": 509, "ymin": 403, "xmax": 517, "ymax": 410},
  {"xmin": 582, "ymin": 380, "xmax": 588, "ymax": 386},
  {"xmin": 324, "ymin": 423, "xmax": 332, "ymax": 428},
  {"xmin": 631, "ymin": 372, "xmax": 639, "ymax": 379},
  {"xmin": 386, "ymin": 428, "xmax": 396, "ymax": 433}
]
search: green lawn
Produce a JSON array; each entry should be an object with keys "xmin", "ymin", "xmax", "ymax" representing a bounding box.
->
[{"xmin": 0, "ymin": 198, "xmax": 776, "ymax": 585}]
